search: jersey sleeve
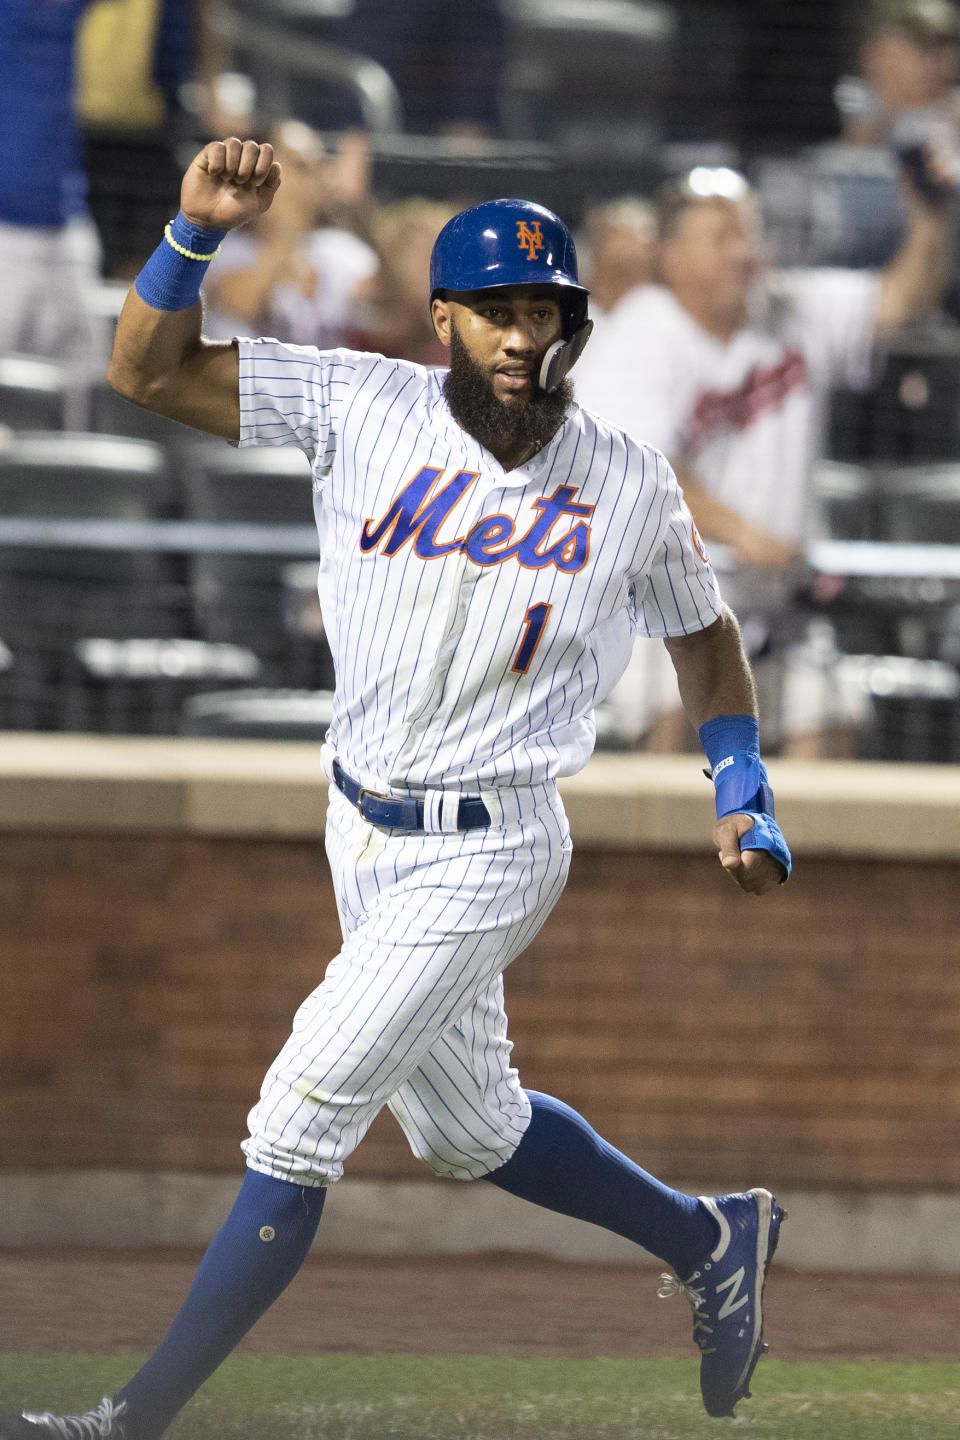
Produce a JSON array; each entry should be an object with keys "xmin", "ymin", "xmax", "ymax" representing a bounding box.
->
[
  {"xmin": 772, "ymin": 267, "xmax": 880, "ymax": 392},
  {"xmin": 628, "ymin": 448, "xmax": 724, "ymax": 639},
  {"xmin": 237, "ymin": 337, "xmax": 363, "ymax": 464}
]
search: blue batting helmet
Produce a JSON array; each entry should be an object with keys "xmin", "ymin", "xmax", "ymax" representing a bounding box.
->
[
  {"xmin": 430, "ymin": 198, "xmax": 588, "ymax": 319},
  {"xmin": 430, "ymin": 198, "xmax": 592, "ymax": 390}
]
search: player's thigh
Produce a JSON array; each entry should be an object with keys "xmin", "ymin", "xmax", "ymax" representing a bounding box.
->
[
  {"xmin": 389, "ymin": 973, "xmax": 531, "ymax": 1178},
  {"xmin": 278, "ymin": 802, "xmax": 570, "ymax": 1105},
  {"xmin": 246, "ymin": 788, "xmax": 571, "ymax": 1180}
]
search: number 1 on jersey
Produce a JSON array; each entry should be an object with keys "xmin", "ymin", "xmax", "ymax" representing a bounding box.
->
[{"xmin": 512, "ymin": 601, "xmax": 552, "ymax": 674}]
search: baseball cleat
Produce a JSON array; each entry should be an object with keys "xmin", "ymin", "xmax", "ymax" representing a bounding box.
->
[
  {"xmin": 658, "ymin": 1187, "xmax": 785, "ymax": 1418},
  {"xmin": 0, "ymin": 1398, "xmax": 127, "ymax": 1440}
]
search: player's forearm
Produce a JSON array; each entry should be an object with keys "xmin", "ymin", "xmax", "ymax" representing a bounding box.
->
[
  {"xmin": 664, "ymin": 606, "xmax": 758, "ymax": 733},
  {"xmin": 875, "ymin": 202, "xmax": 953, "ymax": 337}
]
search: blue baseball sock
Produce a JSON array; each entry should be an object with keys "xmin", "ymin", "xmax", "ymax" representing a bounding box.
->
[
  {"xmin": 116, "ymin": 1168, "xmax": 325, "ymax": 1440},
  {"xmin": 485, "ymin": 1091, "xmax": 718, "ymax": 1276}
]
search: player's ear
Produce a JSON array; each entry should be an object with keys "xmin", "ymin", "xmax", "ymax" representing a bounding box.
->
[{"xmin": 431, "ymin": 297, "xmax": 452, "ymax": 345}]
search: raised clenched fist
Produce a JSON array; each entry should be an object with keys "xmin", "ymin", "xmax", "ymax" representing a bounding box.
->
[{"xmin": 180, "ymin": 139, "xmax": 282, "ymax": 232}]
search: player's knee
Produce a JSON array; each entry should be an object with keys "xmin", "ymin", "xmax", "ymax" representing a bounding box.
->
[
  {"xmin": 403, "ymin": 1118, "xmax": 523, "ymax": 1181},
  {"xmin": 414, "ymin": 1139, "xmax": 518, "ymax": 1180},
  {"xmin": 390, "ymin": 1072, "xmax": 532, "ymax": 1180}
]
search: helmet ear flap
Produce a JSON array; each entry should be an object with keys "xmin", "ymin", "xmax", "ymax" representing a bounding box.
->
[{"xmin": 538, "ymin": 319, "xmax": 594, "ymax": 392}]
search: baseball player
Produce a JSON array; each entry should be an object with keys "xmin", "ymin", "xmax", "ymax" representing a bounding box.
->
[{"xmin": 1, "ymin": 139, "xmax": 793, "ymax": 1440}]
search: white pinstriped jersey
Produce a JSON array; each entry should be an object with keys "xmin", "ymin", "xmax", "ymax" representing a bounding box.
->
[{"xmin": 238, "ymin": 339, "xmax": 722, "ymax": 791}]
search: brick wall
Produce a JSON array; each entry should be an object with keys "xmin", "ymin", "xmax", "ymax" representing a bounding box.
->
[{"xmin": 1, "ymin": 832, "xmax": 958, "ymax": 1190}]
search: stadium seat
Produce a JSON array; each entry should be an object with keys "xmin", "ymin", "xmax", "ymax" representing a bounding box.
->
[
  {"xmin": 182, "ymin": 442, "xmax": 315, "ymax": 525},
  {"xmin": 500, "ymin": 0, "xmax": 676, "ymax": 153},
  {"xmin": 812, "ymin": 458, "xmax": 960, "ymax": 545},
  {"xmin": 828, "ymin": 326, "xmax": 960, "ymax": 464},
  {"xmin": 0, "ymin": 354, "xmax": 72, "ymax": 431},
  {"xmin": 0, "ymin": 430, "xmax": 174, "ymax": 516},
  {"xmin": 64, "ymin": 637, "xmax": 262, "ymax": 735},
  {"xmin": 88, "ymin": 378, "xmax": 214, "ymax": 457},
  {"xmin": 879, "ymin": 464, "xmax": 960, "ymax": 544},
  {"xmin": 848, "ymin": 655, "xmax": 960, "ymax": 763},
  {"xmin": 0, "ymin": 636, "xmax": 55, "ymax": 731},
  {"xmin": 180, "ymin": 687, "xmax": 334, "ymax": 741},
  {"xmin": 0, "ymin": 431, "xmax": 186, "ymax": 646},
  {"xmin": 181, "ymin": 444, "xmax": 319, "ymax": 664},
  {"xmin": 810, "ymin": 460, "xmax": 882, "ymax": 541}
]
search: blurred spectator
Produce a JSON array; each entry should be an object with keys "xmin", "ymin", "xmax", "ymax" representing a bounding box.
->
[
  {"xmin": 203, "ymin": 122, "xmax": 378, "ymax": 348},
  {"xmin": 346, "ymin": 197, "xmax": 458, "ymax": 366},
  {"xmin": 578, "ymin": 197, "xmax": 657, "ymax": 318},
  {"xmin": 834, "ymin": 0, "xmax": 960, "ymax": 266},
  {"xmin": 839, "ymin": 0, "xmax": 960, "ymax": 148},
  {"xmin": 0, "ymin": 0, "xmax": 101, "ymax": 373},
  {"xmin": 76, "ymin": 0, "xmax": 224, "ymax": 277},
  {"xmin": 760, "ymin": 0, "xmax": 960, "ymax": 274},
  {"xmin": 575, "ymin": 162, "xmax": 954, "ymax": 757}
]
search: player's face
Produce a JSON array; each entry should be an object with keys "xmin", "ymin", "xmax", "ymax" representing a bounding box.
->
[
  {"xmin": 436, "ymin": 288, "xmax": 573, "ymax": 465},
  {"xmin": 662, "ymin": 199, "xmax": 761, "ymax": 317},
  {"xmin": 432, "ymin": 288, "xmax": 564, "ymax": 403}
]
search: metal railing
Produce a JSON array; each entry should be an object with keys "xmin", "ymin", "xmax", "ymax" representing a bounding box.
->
[{"xmin": 211, "ymin": 1, "xmax": 403, "ymax": 135}]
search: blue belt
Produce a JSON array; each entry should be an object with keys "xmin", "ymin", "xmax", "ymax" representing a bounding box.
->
[{"xmin": 332, "ymin": 760, "xmax": 490, "ymax": 832}]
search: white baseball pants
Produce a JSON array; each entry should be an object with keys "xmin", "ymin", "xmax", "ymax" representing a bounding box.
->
[
  {"xmin": 243, "ymin": 781, "xmax": 572, "ymax": 1184},
  {"xmin": 0, "ymin": 217, "xmax": 102, "ymax": 375}
]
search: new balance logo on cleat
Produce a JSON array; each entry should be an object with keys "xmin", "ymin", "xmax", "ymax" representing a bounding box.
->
[
  {"xmin": 658, "ymin": 1187, "xmax": 785, "ymax": 1418},
  {"xmin": 716, "ymin": 1265, "xmax": 749, "ymax": 1319}
]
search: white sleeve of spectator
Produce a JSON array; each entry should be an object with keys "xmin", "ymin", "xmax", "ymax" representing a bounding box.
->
[
  {"xmin": 574, "ymin": 292, "xmax": 687, "ymax": 457},
  {"xmin": 774, "ymin": 267, "xmax": 880, "ymax": 392},
  {"xmin": 237, "ymin": 338, "xmax": 364, "ymax": 462},
  {"xmin": 629, "ymin": 449, "xmax": 724, "ymax": 638}
]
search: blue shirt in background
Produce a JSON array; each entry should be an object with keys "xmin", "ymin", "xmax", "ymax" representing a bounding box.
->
[{"xmin": 0, "ymin": 0, "xmax": 93, "ymax": 228}]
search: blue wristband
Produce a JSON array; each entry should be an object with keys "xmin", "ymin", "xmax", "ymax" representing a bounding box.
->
[
  {"xmin": 699, "ymin": 713, "xmax": 775, "ymax": 817},
  {"xmin": 134, "ymin": 211, "xmax": 228, "ymax": 312},
  {"xmin": 700, "ymin": 713, "xmax": 791, "ymax": 881}
]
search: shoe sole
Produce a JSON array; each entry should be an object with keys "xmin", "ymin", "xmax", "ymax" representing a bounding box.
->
[{"xmin": 733, "ymin": 1187, "xmax": 785, "ymax": 1400}]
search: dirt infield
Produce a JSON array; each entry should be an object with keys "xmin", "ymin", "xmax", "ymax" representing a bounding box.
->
[{"xmin": 0, "ymin": 1251, "xmax": 955, "ymax": 1363}]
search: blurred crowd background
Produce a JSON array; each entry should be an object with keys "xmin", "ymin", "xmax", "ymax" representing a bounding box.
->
[{"xmin": 3, "ymin": 0, "xmax": 960, "ymax": 761}]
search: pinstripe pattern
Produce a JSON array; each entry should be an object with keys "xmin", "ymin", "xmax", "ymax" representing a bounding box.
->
[
  {"xmin": 243, "ymin": 785, "xmax": 571, "ymax": 1182},
  {"xmin": 238, "ymin": 340, "xmax": 722, "ymax": 792},
  {"xmin": 235, "ymin": 338, "xmax": 722, "ymax": 1183}
]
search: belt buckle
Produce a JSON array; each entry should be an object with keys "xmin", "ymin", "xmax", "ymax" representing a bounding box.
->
[
  {"xmin": 356, "ymin": 785, "xmax": 420, "ymax": 830},
  {"xmin": 356, "ymin": 786, "xmax": 381, "ymax": 824}
]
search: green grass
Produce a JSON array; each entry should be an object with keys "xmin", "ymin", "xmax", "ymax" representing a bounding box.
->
[{"xmin": 2, "ymin": 1355, "xmax": 959, "ymax": 1440}]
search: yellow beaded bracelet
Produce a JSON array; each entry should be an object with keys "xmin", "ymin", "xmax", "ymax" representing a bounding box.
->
[{"xmin": 163, "ymin": 222, "xmax": 222, "ymax": 262}]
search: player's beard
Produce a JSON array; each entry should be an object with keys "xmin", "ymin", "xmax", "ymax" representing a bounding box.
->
[{"xmin": 443, "ymin": 324, "xmax": 573, "ymax": 457}]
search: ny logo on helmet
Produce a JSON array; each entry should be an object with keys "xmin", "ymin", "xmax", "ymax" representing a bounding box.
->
[{"xmin": 516, "ymin": 220, "xmax": 544, "ymax": 259}]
